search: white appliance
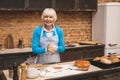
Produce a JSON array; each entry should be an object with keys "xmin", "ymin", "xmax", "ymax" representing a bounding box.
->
[{"xmin": 92, "ymin": 2, "xmax": 120, "ymax": 55}]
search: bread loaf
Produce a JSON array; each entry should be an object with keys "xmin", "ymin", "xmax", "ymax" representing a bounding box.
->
[
  {"xmin": 74, "ymin": 60, "xmax": 90, "ymax": 71},
  {"xmin": 93, "ymin": 55, "xmax": 120, "ymax": 64},
  {"xmin": 108, "ymin": 55, "xmax": 120, "ymax": 63}
]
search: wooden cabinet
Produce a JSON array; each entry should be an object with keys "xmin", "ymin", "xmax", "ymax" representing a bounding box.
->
[
  {"xmin": 27, "ymin": 0, "xmax": 76, "ymax": 11},
  {"xmin": 60, "ymin": 45, "xmax": 105, "ymax": 62},
  {"xmin": 54, "ymin": 0, "xmax": 76, "ymax": 11},
  {"xmin": 0, "ymin": 52, "xmax": 34, "ymax": 70},
  {"xmin": 54, "ymin": 0, "xmax": 97, "ymax": 11},
  {"xmin": 78, "ymin": 0, "xmax": 98, "ymax": 11},
  {"xmin": 28, "ymin": 0, "xmax": 52, "ymax": 10},
  {"xmin": 0, "ymin": 0, "xmax": 25, "ymax": 10},
  {"xmin": 0, "ymin": 0, "xmax": 97, "ymax": 11}
]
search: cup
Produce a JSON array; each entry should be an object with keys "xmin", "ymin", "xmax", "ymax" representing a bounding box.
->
[{"xmin": 9, "ymin": 69, "xmax": 13, "ymax": 78}]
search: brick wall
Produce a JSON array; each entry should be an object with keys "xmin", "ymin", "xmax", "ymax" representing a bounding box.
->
[{"xmin": 0, "ymin": 0, "xmax": 120, "ymax": 48}]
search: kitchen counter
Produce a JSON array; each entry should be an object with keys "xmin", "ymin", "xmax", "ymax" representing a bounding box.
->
[
  {"xmin": 2, "ymin": 60, "xmax": 120, "ymax": 80},
  {"xmin": 0, "ymin": 44, "xmax": 103, "ymax": 54},
  {"xmin": 0, "ymin": 48, "xmax": 32, "ymax": 54},
  {"xmin": 0, "ymin": 44, "xmax": 99, "ymax": 54},
  {"xmin": 65, "ymin": 44, "xmax": 94, "ymax": 49},
  {"xmin": 3, "ymin": 61, "xmax": 102, "ymax": 80},
  {"xmin": 0, "ymin": 44, "xmax": 105, "ymax": 70},
  {"xmin": 0, "ymin": 45, "xmax": 90, "ymax": 54}
]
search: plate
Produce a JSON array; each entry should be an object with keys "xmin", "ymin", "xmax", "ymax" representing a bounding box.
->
[{"xmin": 45, "ymin": 65, "xmax": 71, "ymax": 73}]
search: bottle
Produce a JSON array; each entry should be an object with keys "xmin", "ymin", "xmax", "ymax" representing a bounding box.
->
[
  {"xmin": 18, "ymin": 38, "xmax": 24, "ymax": 48},
  {"xmin": 13, "ymin": 62, "xmax": 19, "ymax": 80},
  {"xmin": 21, "ymin": 63, "xmax": 27, "ymax": 80}
]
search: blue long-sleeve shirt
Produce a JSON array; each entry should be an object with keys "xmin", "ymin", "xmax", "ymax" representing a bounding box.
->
[{"xmin": 32, "ymin": 25, "xmax": 65, "ymax": 54}]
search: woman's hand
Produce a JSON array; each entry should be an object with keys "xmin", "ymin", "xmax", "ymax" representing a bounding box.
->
[{"xmin": 47, "ymin": 43, "xmax": 57, "ymax": 53}]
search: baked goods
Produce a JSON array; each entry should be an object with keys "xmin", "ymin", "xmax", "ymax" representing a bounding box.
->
[
  {"xmin": 93, "ymin": 55, "xmax": 120, "ymax": 64},
  {"xmin": 93, "ymin": 57, "xmax": 101, "ymax": 61},
  {"xmin": 74, "ymin": 60, "xmax": 90, "ymax": 71},
  {"xmin": 53, "ymin": 66, "xmax": 62, "ymax": 69},
  {"xmin": 108, "ymin": 55, "xmax": 120, "ymax": 63},
  {"xmin": 100, "ymin": 58, "xmax": 112, "ymax": 64}
]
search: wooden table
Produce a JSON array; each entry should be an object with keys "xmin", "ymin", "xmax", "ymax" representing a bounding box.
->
[
  {"xmin": 3, "ymin": 60, "xmax": 120, "ymax": 80},
  {"xmin": 2, "ymin": 61, "xmax": 102, "ymax": 80}
]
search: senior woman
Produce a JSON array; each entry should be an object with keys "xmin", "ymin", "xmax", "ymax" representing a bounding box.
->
[{"xmin": 32, "ymin": 8, "xmax": 65, "ymax": 64}]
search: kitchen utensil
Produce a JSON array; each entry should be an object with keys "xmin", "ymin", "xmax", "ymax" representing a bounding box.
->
[{"xmin": 6, "ymin": 34, "xmax": 14, "ymax": 49}]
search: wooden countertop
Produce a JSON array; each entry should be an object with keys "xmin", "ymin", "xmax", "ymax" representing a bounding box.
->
[
  {"xmin": 0, "ymin": 44, "xmax": 104, "ymax": 55},
  {"xmin": 0, "ymin": 45, "xmax": 91, "ymax": 54},
  {"xmin": 3, "ymin": 61, "xmax": 102, "ymax": 80},
  {"xmin": 0, "ymin": 48, "xmax": 32, "ymax": 54}
]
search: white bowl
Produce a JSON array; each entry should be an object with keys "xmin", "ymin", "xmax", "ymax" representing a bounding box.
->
[{"xmin": 27, "ymin": 67, "xmax": 39, "ymax": 79}]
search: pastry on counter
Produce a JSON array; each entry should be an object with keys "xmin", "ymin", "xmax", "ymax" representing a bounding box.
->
[
  {"xmin": 26, "ymin": 64, "xmax": 48, "ymax": 69},
  {"xmin": 93, "ymin": 57, "xmax": 101, "ymax": 61},
  {"xmin": 53, "ymin": 66, "xmax": 62, "ymax": 69},
  {"xmin": 93, "ymin": 55, "xmax": 120, "ymax": 64},
  {"xmin": 94, "ymin": 55, "xmax": 109, "ymax": 61},
  {"xmin": 100, "ymin": 58, "xmax": 112, "ymax": 64},
  {"xmin": 74, "ymin": 60, "xmax": 90, "ymax": 71},
  {"xmin": 108, "ymin": 55, "xmax": 120, "ymax": 63}
]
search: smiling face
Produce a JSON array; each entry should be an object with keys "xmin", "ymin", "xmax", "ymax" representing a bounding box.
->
[
  {"xmin": 41, "ymin": 8, "xmax": 57, "ymax": 28},
  {"xmin": 43, "ymin": 15, "xmax": 55, "ymax": 27}
]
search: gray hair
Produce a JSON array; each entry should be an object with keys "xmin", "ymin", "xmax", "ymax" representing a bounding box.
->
[{"xmin": 41, "ymin": 8, "xmax": 57, "ymax": 21}]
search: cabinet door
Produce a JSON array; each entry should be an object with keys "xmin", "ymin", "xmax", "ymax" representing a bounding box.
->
[
  {"xmin": 0, "ymin": 0, "xmax": 25, "ymax": 10},
  {"xmin": 55, "ymin": 0, "xmax": 76, "ymax": 11},
  {"xmin": 78, "ymin": 0, "xmax": 97, "ymax": 11},
  {"xmin": 28, "ymin": 0, "xmax": 52, "ymax": 10}
]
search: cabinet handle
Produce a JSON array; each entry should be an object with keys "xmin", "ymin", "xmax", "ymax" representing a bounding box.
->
[
  {"xmin": 108, "ymin": 52, "xmax": 117, "ymax": 55},
  {"xmin": 108, "ymin": 43, "xmax": 117, "ymax": 47}
]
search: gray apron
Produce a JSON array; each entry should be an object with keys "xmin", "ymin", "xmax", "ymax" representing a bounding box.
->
[{"xmin": 36, "ymin": 27, "xmax": 60, "ymax": 64}]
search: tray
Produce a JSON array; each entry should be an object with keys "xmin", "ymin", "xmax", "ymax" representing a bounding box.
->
[{"xmin": 89, "ymin": 60, "xmax": 120, "ymax": 69}]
